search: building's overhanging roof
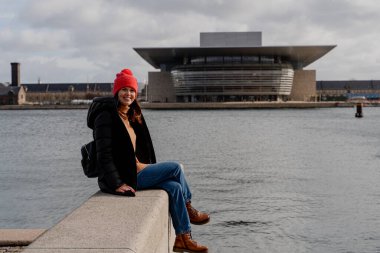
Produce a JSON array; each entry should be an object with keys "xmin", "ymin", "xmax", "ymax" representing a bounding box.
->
[{"xmin": 134, "ymin": 45, "xmax": 336, "ymax": 69}]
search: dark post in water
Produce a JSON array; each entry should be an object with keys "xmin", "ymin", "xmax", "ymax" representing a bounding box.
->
[{"xmin": 355, "ymin": 103, "xmax": 363, "ymax": 118}]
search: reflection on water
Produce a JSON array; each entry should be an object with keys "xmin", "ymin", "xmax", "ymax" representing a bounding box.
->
[{"xmin": 1, "ymin": 107, "xmax": 380, "ymax": 253}]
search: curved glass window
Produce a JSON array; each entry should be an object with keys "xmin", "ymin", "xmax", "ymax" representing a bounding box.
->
[
  {"xmin": 190, "ymin": 57, "xmax": 205, "ymax": 64},
  {"xmin": 261, "ymin": 56, "xmax": 274, "ymax": 63},
  {"xmin": 191, "ymin": 55, "xmax": 283, "ymax": 65},
  {"xmin": 206, "ymin": 56, "xmax": 223, "ymax": 64},
  {"xmin": 171, "ymin": 64, "xmax": 294, "ymax": 97},
  {"xmin": 242, "ymin": 56, "xmax": 259, "ymax": 63},
  {"xmin": 224, "ymin": 56, "xmax": 242, "ymax": 64}
]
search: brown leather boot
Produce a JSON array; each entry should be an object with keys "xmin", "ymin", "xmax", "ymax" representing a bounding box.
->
[
  {"xmin": 186, "ymin": 202, "xmax": 210, "ymax": 225},
  {"xmin": 173, "ymin": 233, "xmax": 208, "ymax": 253}
]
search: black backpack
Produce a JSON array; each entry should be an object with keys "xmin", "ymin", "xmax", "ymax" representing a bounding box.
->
[{"xmin": 80, "ymin": 141, "xmax": 99, "ymax": 178}]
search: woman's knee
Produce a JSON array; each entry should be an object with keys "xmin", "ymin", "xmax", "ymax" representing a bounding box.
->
[
  {"xmin": 173, "ymin": 162, "xmax": 185, "ymax": 174},
  {"xmin": 168, "ymin": 161, "xmax": 181, "ymax": 169},
  {"xmin": 164, "ymin": 161, "xmax": 183, "ymax": 175},
  {"xmin": 178, "ymin": 163, "xmax": 184, "ymax": 172}
]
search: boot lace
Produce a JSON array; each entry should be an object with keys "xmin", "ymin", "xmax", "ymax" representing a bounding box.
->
[{"xmin": 187, "ymin": 204, "xmax": 199, "ymax": 218}]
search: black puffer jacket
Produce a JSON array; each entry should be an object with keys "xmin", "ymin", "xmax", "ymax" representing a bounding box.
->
[{"xmin": 87, "ymin": 97, "xmax": 156, "ymax": 193}]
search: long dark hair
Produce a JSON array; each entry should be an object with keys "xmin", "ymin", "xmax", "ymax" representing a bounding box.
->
[
  {"xmin": 127, "ymin": 100, "xmax": 142, "ymax": 124},
  {"xmin": 115, "ymin": 96, "xmax": 142, "ymax": 124}
]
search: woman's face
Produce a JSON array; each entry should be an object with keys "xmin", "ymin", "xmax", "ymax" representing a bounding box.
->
[{"xmin": 118, "ymin": 87, "xmax": 136, "ymax": 107}]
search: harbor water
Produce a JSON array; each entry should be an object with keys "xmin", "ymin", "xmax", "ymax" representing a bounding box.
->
[{"xmin": 0, "ymin": 107, "xmax": 379, "ymax": 252}]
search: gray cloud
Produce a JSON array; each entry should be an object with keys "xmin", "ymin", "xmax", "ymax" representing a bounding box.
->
[{"xmin": 1, "ymin": 0, "xmax": 380, "ymax": 83}]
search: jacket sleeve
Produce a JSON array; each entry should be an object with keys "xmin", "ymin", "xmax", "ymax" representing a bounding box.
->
[{"xmin": 94, "ymin": 111, "xmax": 123, "ymax": 190}]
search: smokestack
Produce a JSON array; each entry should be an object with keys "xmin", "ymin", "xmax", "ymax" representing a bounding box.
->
[{"xmin": 11, "ymin": 62, "xmax": 20, "ymax": 87}]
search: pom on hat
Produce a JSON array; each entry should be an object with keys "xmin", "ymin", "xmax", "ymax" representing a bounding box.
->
[
  {"xmin": 112, "ymin": 69, "xmax": 138, "ymax": 96},
  {"xmin": 120, "ymin": 69, "xmax": 133, "ymax": 76}
]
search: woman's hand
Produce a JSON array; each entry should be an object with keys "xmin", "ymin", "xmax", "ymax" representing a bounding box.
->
[{"xmin": 115, "ymin": 184, "xmax": 135, "ymax": 194}]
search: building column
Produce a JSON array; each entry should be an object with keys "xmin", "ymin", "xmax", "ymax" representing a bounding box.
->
[
  {"xmin": 290, "ymin": 70, "xmax": 316, "ymax": 101},
  {"xmin": 147, "ymin": 72, "xmax": 176, "ymax": 102}
]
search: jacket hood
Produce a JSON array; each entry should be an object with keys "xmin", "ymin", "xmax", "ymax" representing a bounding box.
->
[{"xmin": 87, "ymin": 96, "xmax": 118, "ymax": 129}]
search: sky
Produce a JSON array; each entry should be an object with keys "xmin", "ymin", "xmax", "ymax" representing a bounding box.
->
[{"xmin": 1, "ymin": 0, "xmax": 380, "ymax": 84}]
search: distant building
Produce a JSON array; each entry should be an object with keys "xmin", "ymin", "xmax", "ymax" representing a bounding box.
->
[
  {"xmin": 23, "ymin": 82, "xmax": 112, "ymax": 104},
  {"xmin": 2, "ymin": 62, "xmax": 148, "ymax": 105},
  {"xmin": 0, "ymin": 63, "xmax": 26, "ymax": 105},
  {"xmin": 134, "ymin": 32, "xmax": 336, "ymax": 102},
  {"xmin": 317, "ymin": 80, "xmax": 380, "ymax": 101},
  {"xmin": 3, "ymin": 62, "xmax": 113, "ymax": 105},
  {"xmin": 0, "ymin": 83, "xmax": 26, "ymax": 105}
]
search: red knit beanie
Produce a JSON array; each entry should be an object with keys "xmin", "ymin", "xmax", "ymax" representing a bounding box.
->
[{"xmin": 112, "ymin": 69, "xmax": 138, "ymax": 96}]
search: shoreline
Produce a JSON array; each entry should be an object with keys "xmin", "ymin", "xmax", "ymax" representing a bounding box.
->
[
  {"xmin": 0, "ymin": 104, "xmax": 90, "ymax": 110},
  {"xmin": 0, "ymin": 101, "xmax": 376, "ymax": 110},
  {"xmin": 140, "ymin": 101, "xmax": 357, "ymax": 109}
]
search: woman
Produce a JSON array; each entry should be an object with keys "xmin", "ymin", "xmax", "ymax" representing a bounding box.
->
[{"xmin": 87, "ymin": 69, "xmax": 209, "ymax": 253}]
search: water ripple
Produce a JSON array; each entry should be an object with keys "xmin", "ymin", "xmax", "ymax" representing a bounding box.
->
[{"xmin": 220, "ymin": 220, "xmax": 271, "ymax": 228}]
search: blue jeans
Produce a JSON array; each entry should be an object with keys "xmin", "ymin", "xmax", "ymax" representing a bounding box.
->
[{"xmin": 137, "ymin": 161, "xmax": 192, "ymax": 235}]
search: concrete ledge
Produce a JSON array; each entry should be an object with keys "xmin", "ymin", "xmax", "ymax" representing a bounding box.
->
[
  {"xmin": 22, "ymin": 190, "xmax": 174, "ymax": 253},
  {"xmin": 0, "ymin": 229, "xmax": 46, "ymax": 246}
]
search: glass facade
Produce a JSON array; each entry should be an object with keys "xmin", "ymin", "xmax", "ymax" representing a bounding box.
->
[{"xmin": 171, "ymin": 56, "xmax": 294, "ymax": 102}]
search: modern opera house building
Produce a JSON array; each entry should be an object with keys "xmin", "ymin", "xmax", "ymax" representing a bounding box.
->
[{"xmin": 134, "ymin": 32, "xmax": 335, "ymax": 102}]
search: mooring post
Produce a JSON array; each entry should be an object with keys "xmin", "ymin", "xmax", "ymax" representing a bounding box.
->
[{"xmin": 355, "ymin": 102, "xmax": 363, "ymax": 118}]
